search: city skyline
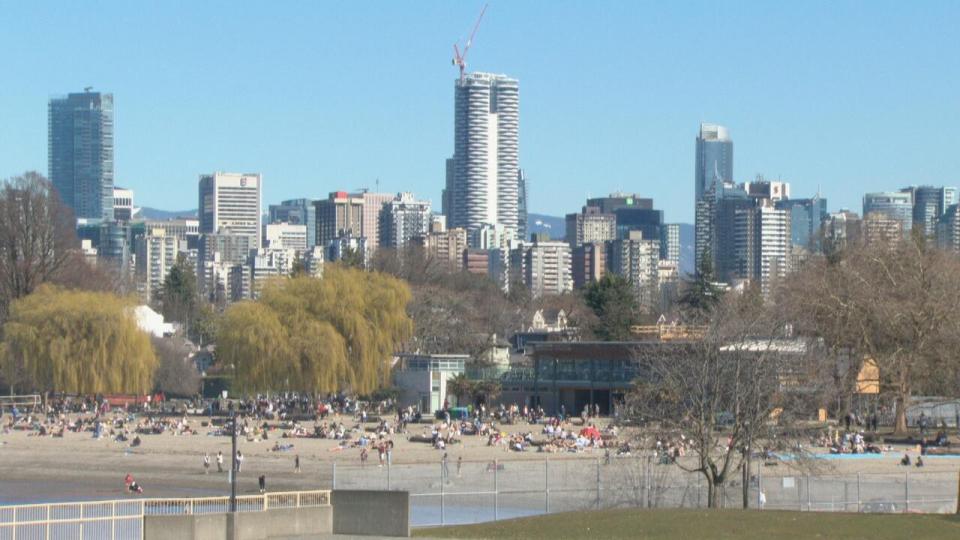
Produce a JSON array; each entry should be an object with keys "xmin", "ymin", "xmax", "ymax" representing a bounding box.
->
[{"xmin": 2, "ymin": 2, "xmax": 959, "ymax": 223}]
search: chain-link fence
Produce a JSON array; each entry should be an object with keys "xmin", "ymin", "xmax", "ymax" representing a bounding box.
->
[{"xmin": 329, "ymin": 456, "xmax": 959, "ymax": 526}]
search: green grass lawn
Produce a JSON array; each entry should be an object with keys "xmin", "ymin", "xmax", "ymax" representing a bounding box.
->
[{"xmin": 414, "ymin": 509, "xmax": 960, "ymax": 539}]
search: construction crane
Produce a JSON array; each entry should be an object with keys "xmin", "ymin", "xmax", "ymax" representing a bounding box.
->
[{"xmin": 452, "ymin": 4, "xmax": 488, "ymax": 83}]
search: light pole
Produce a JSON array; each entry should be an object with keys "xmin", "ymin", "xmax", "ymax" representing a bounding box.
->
[{"xmin": 224, "ymin": 390, "xmax": 237, "ymax": 513}]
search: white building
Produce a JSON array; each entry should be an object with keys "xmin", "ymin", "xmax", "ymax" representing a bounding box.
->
[
  {"xmin": 198, "ymin": 172, "xmax": 262, "ymax": 249},
  {"xmin": 113, "ymin": 186, "xmax": 135, "ymax": 221},
  {"xmin": 393, "ymin": 354, "xmax": 467, "ymax": 412},
  {"xmin": 263, "ymin": 222, "xmax": 308, "ymax": 251},
  {"xmin": 379, "ymin": 192, "xmax": 431, "ymax": 249},
  {"xmin": 135, "ymin": 227, "xmax": 184, "ymax": 302},
  {"xmin": 445, "ymin": 73, "xmax": 520, "ymax": 245},
  {"xmin": 610, "ymin": 231, "xmax": 660, "ymax": 309}
]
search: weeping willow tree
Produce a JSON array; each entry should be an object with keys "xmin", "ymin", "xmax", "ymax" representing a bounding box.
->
[
  {"xmin": 1, "ymin": 285, "xmax": 157, "ymax": 394},
  {"xmin": 218, "ymin": 266, "xmax": 412, "ymax": 395}
]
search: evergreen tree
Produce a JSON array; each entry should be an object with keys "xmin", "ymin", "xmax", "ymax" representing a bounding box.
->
[
  {"xmin": 680, "ymin": 250, "xmax": 724, "ymax": 320},
  {"xmin": 158, "ymin": 254, "xmax": 198, "ymax": 330},
  {"xmin": 583, "ymin": 274, "xmax": 640, "ymax": 341}
]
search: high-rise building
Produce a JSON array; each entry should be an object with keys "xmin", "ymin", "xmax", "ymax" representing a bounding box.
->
[
  {"xmin": 862, "ymin": 192, "xmax": 912, "ymax": 234},
  {"xmin": 517, "ymin": 169, "xmax": 528, "ymax": 241},
  {"xmin": 901, "ymin": 186, "xmax": 958, "ymax": 238},
  {"xmin": 609, "ymin": 231, "xmax": 660, "ymax": 308},
  {"xmin": 729, "ymin": 202, "xmax": 791, "ymax": 294},
  {"xmin": 571, "ymin": 242, "xmax": 606, "ymax": 289},
  {"xmin": 143, "ymin": 218, "xmax": 199, "ymax": 244},
  {"xmin": 660, "ymin": 223, "xmax": 680, "ymax": 264},
  {"xmin": 565, "ymin": 207, "xmax": 616, "ymax": 248},
  {"xmin": 413, "ymin": 226, "xmax": 468, "ymax": 271},
  {"xmin": 314, "ymin": 191, "xmax": 364, "ymax": 247},
  {"xmin": 354, "ymin": 191, "xmax": 395, "ymax": 252},
  {"xmin": 937, "ymin": 204, "xmax": 960, "ymax": 252},
  {"xmin": 695, "ymin": 123, "xmax": 733, "ymax": 202},
  {"xmin": 379, "ymin": 193, "xmax": 432, "ymax": 249},
  {"xmin": 615, "ymin": 207, "xmax": 663, "ymax": 242},
  {"xmin": 49, "ymin": 90, "xmax": 114, "ymax": 220},
  {"xmin": 268, "ymin": 199, "xmax": 317, "ymax": 247},
  {"xmin": 511, "ymin": 239, "xmax": 572, "ymax": 298},
  {"xmin": 263, "ymin": 223, "xmax": 308, "ymax": 251},
  {"xmin": 113, "ymin": 187, "xmax": 134, "ymax": 222},
  {"xmin": 198, "ymin": 172, "xmax": 262, "ymax": 249},
  {"xmin": 135, "ymin": 227, "xmax": 184, "ymax": 302},
  {"xmin": 744, "ymin": 178, "xmax": 790, "ymax": 202},
  {"xmin": 824, "ymin": 210, "xmax": 862, "ymax": 253},
  {"xmin": 446, "ymin": 72, "xmax": 520, "ymax": 244},
  {"xmin": 586, "ymin": 193, "xmax": 653, "ymax": 214},
  {"xmin": 776, "ymin": 197, "xmax": 828, "ymax": 251}
]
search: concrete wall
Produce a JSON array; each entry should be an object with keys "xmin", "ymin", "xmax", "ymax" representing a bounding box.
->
[
  {"xmin": 143, "ymin": 513, "xmax": 226, "ymax": 540},
  {"xmin": 143, "ymin": 506, "xmax": 331, "ymax": 540},
  {"xmin": 332, "ymin": 490, "xmax": 410, "ymax": 537}
]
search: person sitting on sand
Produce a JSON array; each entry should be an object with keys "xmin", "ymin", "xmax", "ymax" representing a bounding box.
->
[{"xmin": 900, "ymin": 453, "xmax": 911, "ymax": 466}]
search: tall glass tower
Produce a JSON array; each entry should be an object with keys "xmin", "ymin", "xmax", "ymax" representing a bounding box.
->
[
  {"xmin": 695, "ymin": 123, "xmax": 733, "ymax": 201},
  {"xmin": 447, "ymin": 72, "xmax": 520, "ymax": 245},
  {"xmin": 48, "ymin": 90, "xmax": 114, "ymax": 220}
]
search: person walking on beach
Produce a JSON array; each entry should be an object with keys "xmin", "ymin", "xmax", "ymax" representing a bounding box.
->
[
  {"xmin": 236, "ymin": 451, "xmax": 244, "ymax": 473},
  {"xmin": 457, "ymin": 456, "xmax": 462, "ymax": 478},
  {"xmin": 441, "ymin": 452, "xmax": 450, "ymax": 483},
  {"xmin": 203, "ymin": 453, "xmax": 210, "ymax": 474},
  {"xmin": 294, "ymin": 454, "xmax": 301, "ymax": 473},
  {"xmin": 258, "ymin": 474, "xmax": 266, "ymax": 494},
  {"xmin": 360, "ymin": 447, "xmax": 368, "ymax": 467},
  {"xmin": 216, "ymin": 451, "xmax": 224, "ymax": 473}
]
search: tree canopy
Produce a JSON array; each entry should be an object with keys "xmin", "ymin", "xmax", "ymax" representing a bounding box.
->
[
  {"xmin": 217, "ymin": 267, "xmax": 413, "ymax": 395},
  {"xmin": 1, "ymin": 285, "xmax": 157, "ymax": 394},
  {"xmin": 583, "ymin": 274, "xmax": 640, "ymax": 340}
]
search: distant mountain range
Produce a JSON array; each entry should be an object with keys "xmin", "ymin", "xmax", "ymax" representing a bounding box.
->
[
  {"xmin": 139, "ymin": 207, "xmax": 197, "ymax": 220},
  {"xmin": 138, "ymin": 207, "xmax": 695, "ymax": 276}
]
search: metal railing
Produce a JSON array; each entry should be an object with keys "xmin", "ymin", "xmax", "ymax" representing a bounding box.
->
[{"xmin": 0, "ymin": 490, "xmax": 330, "ymax": 540}]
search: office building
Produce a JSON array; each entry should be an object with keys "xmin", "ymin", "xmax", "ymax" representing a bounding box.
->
[
  {"xmin": 327, "ymin": 235, "xmax": 368, "ymax": 266},
  {"xmin": 660, "ymin": 223, "xmax": 680, "ymax": 264},
  {"xmin": 862, "ymin": 192, "xmax": 912, "ymax": 234},
  {"xmin": 198, "ymin": 172, "xmax": 262, "ymax": 249},
  {"xmin": 263, "ymin": 223, "xmax": 308, "ymax": 251},
  {"xmin": 76, "ymin": 219, "xmax": 132, "ymax": 273},
  {"xmin": 776, "ymin": 197, "xmax": 828, "ymax": 251},
  {"xmin": 744, "ymin": 178, "xmax": 790, "ymax": 202},
  {"xmin": 268, "ymin": 199, "xmax": 316, "ymax": 247},
  {"xmin": 144, "ymin": 218, "xmax": 199, "ymax": 245},
  {"xmin": 862, "ymin": 212, "xmax": 905, "ymax": 246},
  {"xmin": 113, "ymin": 187, "xmax": 134, "ymax": 222},
  {"xmin": 937, "ymin": 204, "xmax": 960, "ymax": 252},
  {"xmin": 901, "ymin": 186, "xmax": 958, "ymax": 238},
  {"xmin": 354, "ymin": 191, "xmax": 395, "ymax": 252},
  {"xmin": 517, "ymin": 169, "xmax": 528, "ymax": 241},
  {"xmin": 379, "ymin": 193, "xmax": 431, "ymax": 249},
  {"xmin": 48, "ymin": 90, "xmax": 114, "ymax": 220},
  {"xmin": 824, "ymin": 210, "xmax": 862, "ymax": 253},
  {"xmin": 695, "ymin": 123, "xmax": 733, "ymax": 201},
  {"xmin": 446, "ymin": 72, "xmax": 520, "ymax": 243},
  {"xmin": 565, "ymin": 207, "xmax": 616, "ymax": 248},
  {"xmin": 315, "ymin": 191, "xmax": 364, "ymax": 247},
  {"xmin": 586, "ymin": 193, "xmax": 653, "ymax": 214},
  {"xmin": 571, "ymin": 242, "xmax": 606, "ymax": 289}
]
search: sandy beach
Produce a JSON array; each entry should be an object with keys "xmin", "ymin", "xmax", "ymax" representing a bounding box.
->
[{"xmin": 2, "ymin": 413, "xmax": 958, "ymax": 505}]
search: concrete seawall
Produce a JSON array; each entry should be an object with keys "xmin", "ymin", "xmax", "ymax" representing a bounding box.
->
[{"xmin": 143, "ymin": 490, "xmax": 408, "ymax": 539}]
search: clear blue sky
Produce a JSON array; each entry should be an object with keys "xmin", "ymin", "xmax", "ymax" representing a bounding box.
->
[{"xmin": 1, "ymin": 1, "xmax": 957, "ymax": 223}]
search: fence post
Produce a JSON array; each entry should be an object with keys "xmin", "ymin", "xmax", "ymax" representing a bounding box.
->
[
  {"xmin": 757, "ymin": 463, "xmax": 762, "ymax": 510},
  {"xmin": 806, "ymin": 475, "xmax": 811, "ymax": 511},
  {"xmin": 857, "ymin": 473, "xmax": 862, "ymax": 513},
  {"xmin": 111, "ymin": 501, "xmax": 116, "ymax": 540},
  {"xmin": 332, "ymin": 462, "xmax": 337, "ymax": 490},
  {"xmin": 387, "ymin": 462, "xmax": 391, "ymax": 491},
  {"xmin": 545, "ymin": 458, "xmax": 550, "ymax": 514},
  {"xmin": 494, "ymin": 459, "xmax": 499, "ymax": 521},
  {"xmin": 698, "ymin": 471, "xmax": 702, "ymax": 508},
  {"xmin": 440, "ymin": 461, "xmax": 445, "ymax": 525},
  {"xmin": 263, "ymin": 492, "xmax": 268, "ymax": 511},
  {"xmin": 46, "ymin": 504, "xmax": 51, "ymax": 540},
  {"xmin": 596, "ymin": 458, "xmax": 601, "ymax": 509},
  {"xmin": 905, "ymin": 471, "xmax": 910, "ymax": 513}
]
